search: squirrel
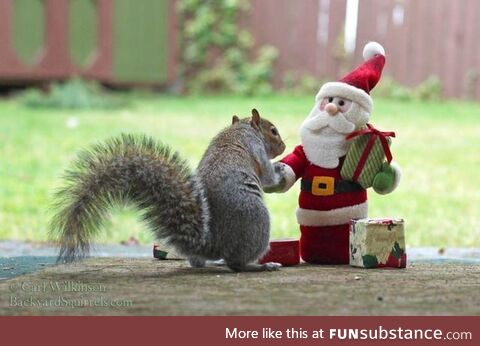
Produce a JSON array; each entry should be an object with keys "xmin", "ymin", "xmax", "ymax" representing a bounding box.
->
[{"xmin": 50, "ymin": 109, "xmax": 287, "ymax": 272}]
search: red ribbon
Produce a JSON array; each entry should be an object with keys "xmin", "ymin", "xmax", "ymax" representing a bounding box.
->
[{"xmin": 346, "ymin": 123, "xmax": 395, "ymax": 182}]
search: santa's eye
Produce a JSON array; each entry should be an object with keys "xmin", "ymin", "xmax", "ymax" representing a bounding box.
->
[
  {"xmin": 328, "ymin": 97, "xmax": 334, "ymax": 103},
  {"xmin": 337, "ymin": 99, "xmax": 352, "ymax": 113}
]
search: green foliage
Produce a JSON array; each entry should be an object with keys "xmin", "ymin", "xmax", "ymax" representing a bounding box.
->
[
  {"xmin": 178, "ymin": 0, "xmax": 278, "ymax": 95},
  {"xmin": 19, "ymin": 78, "xmax": 129, "ymax": 110},
  {"xmin": 412, "ymin": 76, "xmax": 442, "ymax": 101},
  {"xmin": 281, "ymin": 72, "xmax": 322, "ymax": 95},
  {"xmin": 372, "ymin": 75, "xmax": 443, "ymax": 102},
  {"xmin": 372, "ymin": 76, "xmax": 413, "ymax": 101}
]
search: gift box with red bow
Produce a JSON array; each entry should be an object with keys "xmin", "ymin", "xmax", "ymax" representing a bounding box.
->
[{"xmin": 341, "ymin": 123, "xmax": 395, "ymax": 189}]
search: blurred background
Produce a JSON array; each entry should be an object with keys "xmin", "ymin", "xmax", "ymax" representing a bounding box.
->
[{"xmin": 0, "ymin": 0, "xmax": 479, "ymax": 250}]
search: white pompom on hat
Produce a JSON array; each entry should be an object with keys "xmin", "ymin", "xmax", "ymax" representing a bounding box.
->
[{"xmin": 363, "ymin": 41, "xmax": 385, "ymax": 60}]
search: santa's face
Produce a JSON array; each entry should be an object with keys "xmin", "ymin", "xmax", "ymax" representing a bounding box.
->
[{"xmin": 300, "ymin": 95, "xmax": 370, "ymax": 168}]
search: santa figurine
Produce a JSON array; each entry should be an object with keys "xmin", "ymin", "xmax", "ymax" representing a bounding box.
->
[{"xmin": 271, "ymin": 42, "xmax": 401, "ymax": 264}]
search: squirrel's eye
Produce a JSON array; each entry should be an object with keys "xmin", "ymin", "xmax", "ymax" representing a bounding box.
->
[
  {"xmin": 338, "ymin": 99, "xmax": 345, "ymax": 106},
  {"xmin": 328, "ymin": 97, "xmax": 334, "ymax": 103},
  {"xmin": 271, "ymin": 127, "xmax": 278, "ymax": 136}
]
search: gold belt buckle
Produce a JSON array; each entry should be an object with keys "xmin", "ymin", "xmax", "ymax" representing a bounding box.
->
[{"xmin": 311, "ymin": 176, "xmax": 335, "ymax": 196}]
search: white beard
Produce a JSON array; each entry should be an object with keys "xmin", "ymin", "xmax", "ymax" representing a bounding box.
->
[
  {"xmin": 299, "ymin": 102, "xmax": 369, "ymax": 168},
  {"xmin": 300, "ymin": 126, "xmax": 350, "ymax": 168}
]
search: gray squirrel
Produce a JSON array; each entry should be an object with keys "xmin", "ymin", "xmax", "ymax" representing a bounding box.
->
[{"xmin": 50, "ymin": 109, "xmax": 286, "ymax": 272}]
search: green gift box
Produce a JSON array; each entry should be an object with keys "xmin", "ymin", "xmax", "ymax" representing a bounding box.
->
[
  {"xmin": 341, "ymin": 123, "xmax": 395, "ymax": 189},
  {"xmin": 153, "ymin": 241, "xmax": 183, "ymax": 260}
]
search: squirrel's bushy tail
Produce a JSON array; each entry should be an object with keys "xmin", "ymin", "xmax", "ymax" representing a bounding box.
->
[{"xmin": 49, "ymin": 134, "xmax": 210, "ymax": 262}]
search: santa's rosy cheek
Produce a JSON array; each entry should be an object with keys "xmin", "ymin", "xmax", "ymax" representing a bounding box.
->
[{"xmin": 319, "ymin": 99, "xmax": 328, "ymax": 111}]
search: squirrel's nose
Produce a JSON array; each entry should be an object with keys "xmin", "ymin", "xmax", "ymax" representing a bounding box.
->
[{"xmin": 325, "ymin": 103, "xmax": 338, "ymax": 116}]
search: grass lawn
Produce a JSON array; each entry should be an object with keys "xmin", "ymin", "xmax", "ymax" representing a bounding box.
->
[{"xmin": 1, "ymin": 94, "xmax": 479, "ymax": 248}]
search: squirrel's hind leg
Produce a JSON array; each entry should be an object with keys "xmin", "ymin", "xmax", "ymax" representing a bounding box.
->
[
  {"xmin": 188, "ymin": 256, "xmax": 206, "ymax": 268},
  {"xmin": 189, "ymin": 257, "xmax": 228, "ymax": 268},
  {"xmin": 226, "ymin": 261, "xmax": 282, "ymax": 272},
  {"xmin": 206, "ymin": 259, "xmax": 226, "ymax": 266}
]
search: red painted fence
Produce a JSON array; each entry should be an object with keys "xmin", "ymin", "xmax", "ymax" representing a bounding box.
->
[
  {"xmin": 244, "ymin": 0, "xmax": 480, "ymax": 99},
  {"xmin": 1, "ymin": 0, "xmax": 479, "ymax": 99},
  {"xmin": 0, "ymin": 0, "xmax": 176, "ymax": 86}
]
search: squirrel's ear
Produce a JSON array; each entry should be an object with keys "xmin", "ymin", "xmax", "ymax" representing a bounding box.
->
[
  {"xmin": 232, "ymin": 115, "xmax": 240, "ymax": 124},
  {"xmin": 250, "ymin": 108, "xmax": 261, "ymax": 128}
]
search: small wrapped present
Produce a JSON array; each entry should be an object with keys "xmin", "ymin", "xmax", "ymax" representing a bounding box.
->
[
  {"xmin": 259, "ymin": 238, "xmax": 300, "ymax": 266},
  {"xmin": 153, "ymin": 242, "xmax": 183, "ymax": 260},
  {"xmin": 341, "ymin": 123, "xmax": 395, "ymax": 189},
  {"xmin": 349, "ymin": 218, "xmax": 406, "ymax": 268}
]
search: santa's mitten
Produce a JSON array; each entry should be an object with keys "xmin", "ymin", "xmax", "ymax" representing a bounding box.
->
[{"xmin": 372, "ymin": 161, "xmax": 401, "ymax": 194}]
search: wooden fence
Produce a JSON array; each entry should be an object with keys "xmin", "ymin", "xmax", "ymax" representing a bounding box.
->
[
  {"xmin": 244, "ymin": 0, "xmax": 347, "ymax": 87},
  {"xmin": 0, "ymin": 0, "xmax": 176, "ymax": 86},
  {"xmin": 1, "ymin": 0, "xmax": 479, "ymax": 99},
  {"xmin": 244, "ymin": 0, "xmax": 480, "ymax": 99},
  {"xmin": 355, "ymin": 0, "xmax": 480, "ymax": 99}
]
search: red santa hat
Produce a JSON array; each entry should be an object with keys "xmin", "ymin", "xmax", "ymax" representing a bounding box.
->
[{"xmin": 316, "ymin": 42, "xmax": 386, "ymax": 113}]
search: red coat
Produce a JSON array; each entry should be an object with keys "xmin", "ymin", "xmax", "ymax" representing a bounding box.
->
[{"xmin": 281, "ymin": 145, "xmax": 368, "ymax": 227}]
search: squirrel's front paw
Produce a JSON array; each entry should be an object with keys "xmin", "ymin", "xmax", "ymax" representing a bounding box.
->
[
  {"xmin": 263, "ymin": 163, "xmax": 287, "ymax": 193},
  {"xmin": 273, "ymin": 162, "xmax": 286, "ymax": 176},
  {"xmin": 263, "ymin": 262, "xmax": 282, "ymax": 271},
  {"xmin": 263, "ymin": 179, "xmax": 286, "ymax": 193}
]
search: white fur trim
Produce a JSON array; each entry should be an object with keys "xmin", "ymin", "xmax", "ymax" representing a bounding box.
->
[
  {"xmin": 279, "ymin": 163, "xmax": 297, "ymax": 193},
  {"xmin": 376, "ymin": 161, "xmax": 402, "ymax": 195},
  {"xmin": 316, "ymin": 82, "xmax": 373, "ymax": 113},
  {"xmin": 296, "ymin": 202, "xmax": 368, "ymax": 227},
  {"xmin": 363, "ymin": 41, "xmax": 385, "ymax": 60}
]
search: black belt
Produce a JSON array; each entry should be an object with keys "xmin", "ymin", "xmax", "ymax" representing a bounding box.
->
[{"xmin": 301, "ymin": 178, "xmax": 364, "ymax": 194}]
